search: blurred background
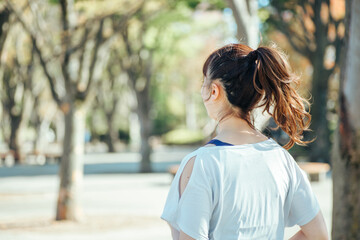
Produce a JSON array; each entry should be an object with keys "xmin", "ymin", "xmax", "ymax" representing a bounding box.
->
[{"xmin": 1, "ymin": 0, "xmax": 358, "ymax": 239}]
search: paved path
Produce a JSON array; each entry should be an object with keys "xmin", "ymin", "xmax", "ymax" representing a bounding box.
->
[{"xmin": 0, "ymin": 148, "xmax": 332, "ymax": 239}]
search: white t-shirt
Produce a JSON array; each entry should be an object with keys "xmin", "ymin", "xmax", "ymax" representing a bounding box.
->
[{"xmin": 161, "ymin": 138, "xmax": 320, "ymax": 240}]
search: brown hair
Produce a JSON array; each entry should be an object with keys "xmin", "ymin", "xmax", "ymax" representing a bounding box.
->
[{"xmin": 202, "ymin": 43, "xmax": 314, "ymax": 150}]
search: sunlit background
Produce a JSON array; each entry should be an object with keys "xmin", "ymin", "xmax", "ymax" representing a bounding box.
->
[{"xmin": 0, "ymin": 0, "xmax": 353, "ymax": 239}]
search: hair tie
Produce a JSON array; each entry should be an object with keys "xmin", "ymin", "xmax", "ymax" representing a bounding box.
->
[{"xmin": 247, "ymin": 50, "xmax": 258, "ymax": 61}]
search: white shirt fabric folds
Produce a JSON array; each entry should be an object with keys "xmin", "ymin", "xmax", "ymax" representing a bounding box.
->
[{"xmin": 161, "ymin": 138, "xmax": 320, "ymax": 240}]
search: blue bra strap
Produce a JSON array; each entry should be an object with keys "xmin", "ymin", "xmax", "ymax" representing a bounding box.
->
[{"xmin": 205, "ymin": 139, "xmax": 234, "ymax": 146}]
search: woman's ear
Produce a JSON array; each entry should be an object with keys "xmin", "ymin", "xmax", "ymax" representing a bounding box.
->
[{"xmin": 210, "ymin": 82, "xmax": 221, "ymax": 100}]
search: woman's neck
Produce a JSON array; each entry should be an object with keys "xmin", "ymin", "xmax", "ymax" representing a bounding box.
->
[{"xmin": 216, "ymin": 115, "xmax": 265, "ymax": 140}]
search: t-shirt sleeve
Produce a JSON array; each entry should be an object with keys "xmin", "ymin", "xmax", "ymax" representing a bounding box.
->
[
  {"xmin": 286, "ymin": 162, "xmax": 321, "ymax": 227},
  {"xmin": 161, "ymin": 151, "xmax": 212, "ymax": 240}
]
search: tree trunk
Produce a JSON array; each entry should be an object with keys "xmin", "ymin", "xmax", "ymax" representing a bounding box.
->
[
  {"xmin": 308, "ymin": 0, "xmax": 333, "ymax": 164},
  {"xmin": 129, "ymin": 112, "xmax": 141, "ymax": 150},
  {"xmin": 55, "ymin": 111, "xmax": 65, "ymax": 143},
  {"xmin": 332, "ymin": 0, "xmax": 360, "ymax": 238},
  {"xmin": 136, "ymin": 91, "xmax": 153, "ymax": 173},
  {"xmin": 105, "ymin": 112, "xmax": 117, "ymax": 153},
  {"xmin": 308, "ymin": 54, "xmax": 332, "ymax": 164},
  {"xmin": 56, "ymin": 104, "xmax": 85, "ymax": 221},
  {"xmin": 105, "ymin": 134, "xmax": 115, "ymax": 153},
  {"xmin": 226, "ymin": 0, "xmax": 259, "ymax": 48},
  {"xmin": 9, "ymin": 114, "xmax": 22, "ymax": 163}
]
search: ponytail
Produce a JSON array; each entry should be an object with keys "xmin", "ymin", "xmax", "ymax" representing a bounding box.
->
[
  {"xmin": 253, "ymin": 45, "xmax": 314, "ymax": 149},
  {"xmin": 203, "ymin": 43, "xmax": 314, "ymax": 150}
]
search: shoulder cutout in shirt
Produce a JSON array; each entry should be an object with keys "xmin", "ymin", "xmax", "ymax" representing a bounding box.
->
[
  {"xmin": 179, "ymin": 155, "xmax": 196, "ymax": 197},
  {"xmin": 178, "ymin": 155, "xmax": 198, "ymax": 240}
]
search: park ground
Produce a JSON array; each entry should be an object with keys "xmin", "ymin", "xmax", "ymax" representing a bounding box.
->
[{"xmin": 0, "ymin": 146, "xmax": 332, "ymax": 240}]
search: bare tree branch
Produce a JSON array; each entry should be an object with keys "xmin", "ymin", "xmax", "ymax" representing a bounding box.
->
[
  {"xmin": 5, "ymin": 0, "xmax": 63, "ymax": 105},
  {"xmin": 0, "ymin": 7, "xmax": 10, "ymax": 59},
  {"xmin": 26, "ymin": 0, "xmax": 56, "ymax": 51},
  {"xmin": 31, "ymin": 37, "xmax": 62, "ymax": 105},
  {"xmin": 67, "ymin": 26, "xmax": 91, "ymax": 55},
  {"xmin": 226, "ymin": 0, "xmax": 250, "ymax": 43},
  {"xmin": 296, "ymin": 9, "xmax": 314, "ymax": 47},
  {"xmin": 76, "ymin": 19, "xmax": 104, "ymax": 100},
  {"xmin": 59, "ymin": 0, "xmax": 75, "ymax": 93},
  {"xmin": 105, "ymin": 64, "xmax": 119, "ymax": 114},
  {"xmin": 268, "ymin": 16, "xmax": 312, "ymax": 58}
]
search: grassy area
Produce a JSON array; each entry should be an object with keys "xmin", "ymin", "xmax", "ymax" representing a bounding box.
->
[{"xmin": 162, "ymin": 128, "xmax": 205, "ymax": 146}]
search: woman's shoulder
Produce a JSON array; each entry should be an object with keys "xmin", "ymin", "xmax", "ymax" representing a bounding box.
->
[
  {"xmin": 178, "ymin": 147, "xmax": 219, "ymax": 174},
  {"xmin": 180, "ymin": 139, "xmax": 288, "ymax": 168}
]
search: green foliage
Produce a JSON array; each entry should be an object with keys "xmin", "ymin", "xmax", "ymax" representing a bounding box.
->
[
  {"xmin": 162, "ymin": 128, "xmax": 204, "ymax": 145},
  {"xmin": 118, "ymin": 129, "xmax": 130, "ymax": 143},
  {"xmin": 5, "ymin": 0, "xmax": 232, "ymax": 149},
  {"xmin": 48, "ymin": 0, "xmax": 59, "ymax": 4},
  {"xmin": 258, "ymin": 8, "xmax": 271, "ymax": 22},
  {"xmin": 179, "ymin": 0, "xmax": 226, "ymax": 10},
  {"xmin": 152, "ymin": 108, "xmax": 182, "ymax": 136},
  {"xmin": 146, "ymin": 0, "xmax": 231, "ymax": 140},
  {"xmin": 146, "ymin": 6, "xmax": 191, "ymax": 29}
]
